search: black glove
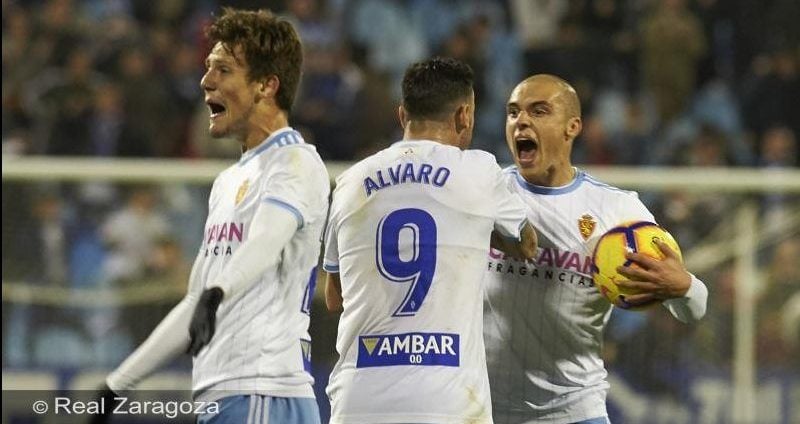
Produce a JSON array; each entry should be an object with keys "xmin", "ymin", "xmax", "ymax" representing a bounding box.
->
[
  {"xmin": 187, "ymin": 287, "xmax": 224, "ymax": 356},
  {"xmin": 88, "ymin": 385, "xmax": 118, "ymax": 424}
]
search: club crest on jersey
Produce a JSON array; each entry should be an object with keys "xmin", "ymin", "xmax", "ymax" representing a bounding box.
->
[
  {"xmin": 356, "ymin": 332, "xmax": 459, "ymax": 368},
  {"xmin": 235, "ymin": 179, "xmax": 249, "ymax": 206},
  {"xmin": 578, "ymin": 213, "xmax": 596, "ymax": 240}
]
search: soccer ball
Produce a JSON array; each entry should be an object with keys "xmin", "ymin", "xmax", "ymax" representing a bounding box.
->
[{"xmin": 592, "ymin": 221, "xmax": 682, "ymax": 310}]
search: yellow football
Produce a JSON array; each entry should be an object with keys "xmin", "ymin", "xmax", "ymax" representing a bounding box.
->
[{"xmin": 592, "ymin": 221, "xmax": 682, "ymax": 310}]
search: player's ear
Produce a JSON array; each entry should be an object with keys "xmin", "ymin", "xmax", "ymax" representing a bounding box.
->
[
  {"xmin": 565, "ymin": 116, "xmax": 582, "ymax": 140},
  {"xmin": 398, "ymin": 105, "xmax": 408, "ymax": 129},
  {"xmin": 256, "ymin": 75, "xmax": 280, "ymax": 103},
  {"xmin": 454, "ymin": 102, "xmax": 472, "ymax": 135}
]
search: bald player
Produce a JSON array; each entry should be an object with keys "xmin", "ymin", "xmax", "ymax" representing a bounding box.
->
[{"xmin": 483, "ymin": 74, "xmax": 708, "ymax": 424}]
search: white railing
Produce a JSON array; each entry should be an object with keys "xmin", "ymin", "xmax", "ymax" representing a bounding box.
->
[{"xmin": 3, "ymin": 156, "xmax": 800, "ymax": 192}]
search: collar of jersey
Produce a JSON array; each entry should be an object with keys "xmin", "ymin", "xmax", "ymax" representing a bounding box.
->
[
  {"xmin": 238, "ymin": 127, "xmax": 303, "ymax": 166},
  {"xmin": 514, "ymin": 167, "xmax": 584, "ymax": 195},
  {"xmin": 390, "ymin": 139, "xmax": 451, "ymax": 148}
]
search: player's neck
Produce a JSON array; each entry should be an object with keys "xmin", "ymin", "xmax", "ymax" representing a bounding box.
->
[
  {"xmin": 241, "ymin": 110, "xmax": 289, "ymax": 152},
  {"xmin": 525, "ymin": 164, "xmax": 576, "ymax": 187},
  {"xmin": 403, "ymin": 120, "xmax": 461, "ymax": 148}
]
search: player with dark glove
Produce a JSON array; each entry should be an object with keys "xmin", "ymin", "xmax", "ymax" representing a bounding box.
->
[
  {"xmin": 88, "ymin": 384, "xmax": 119, "ymax": 424},
  {"xmin": 187, "ymin": 287, "xmax": 224, "ymax": 356}
]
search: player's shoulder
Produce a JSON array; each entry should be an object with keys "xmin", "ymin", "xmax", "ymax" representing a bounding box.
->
[
  {"xmin": 271, "ymin": 142, "xmax": 326, "ymax": 169},
  {"xmin": 461, "ymin": 148, "xmax": 501, "ymax": 167},
  {"xmin": 436, "ymin": 148, "xmax": 502, "ymax": 178},
  {"xmin": 580, "ymin": 170, "xmax": 640, "ymax": 200},
  {"xmin": 334, "ymin": 150, "xmax": 379, "ymax": 187}
]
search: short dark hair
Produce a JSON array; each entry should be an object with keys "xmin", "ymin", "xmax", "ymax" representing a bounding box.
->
[
  {"xmin": 402, "ymin": 57, "xmax": 474, "ymax": 120},
  {"xmin": 206, "ymin": 8, "xmax": 303, "ymax": 112}
]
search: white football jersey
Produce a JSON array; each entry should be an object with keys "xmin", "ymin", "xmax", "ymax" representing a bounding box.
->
[
  {"xmin": 191, "ymin": 128, "xmax": 330, "ymax": 402},
  {"xmin": 484, "ymin": 167, "xmax": 668, "ymax": 424},
  {"xmin": 323, "ymin": 140, "xmax": 529, "ymax": 424}
]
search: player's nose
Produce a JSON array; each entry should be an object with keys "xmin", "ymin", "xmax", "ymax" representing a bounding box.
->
[
  {"xmin": 200, "ymin": 71, "xmax": 214, "ymax": 91},
  {"xmin": 515, "ymin": 111, "xmax": 533, "ymax": 129}
]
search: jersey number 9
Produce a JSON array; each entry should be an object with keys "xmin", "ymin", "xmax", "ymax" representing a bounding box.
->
[{"xmin": 376, "ymin": 208, "xmax": 437, "ymax": 317}]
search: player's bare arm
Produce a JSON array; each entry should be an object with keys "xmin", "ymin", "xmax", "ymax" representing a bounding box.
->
[
  {"xmin": 325, "ymin": 272, "xmax": 343, "ymax": 313},
  {"xmin": 490, "ymin": 222, "xmax": 538, "ymax": 260},
  {"xmin": 614, "ymin": 239, "xmax": 692, "ymax": 305}
]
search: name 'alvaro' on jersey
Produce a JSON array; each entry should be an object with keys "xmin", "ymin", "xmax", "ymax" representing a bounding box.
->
[{"xmin": 324, "ymin": 140, "xmax": 529, "ymax": 424}]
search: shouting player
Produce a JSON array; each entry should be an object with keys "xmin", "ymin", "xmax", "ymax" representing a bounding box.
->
[
  {"xmin": 322, "ymin": 57, "xmax": 537, "ymax": 423},
  {"xmin": 484, "ymin": 74, "xmax": 709, "ymax": 424},
  {"xmin": 95, "ymin": 8, "xmax": 329, "ymax": 423}
]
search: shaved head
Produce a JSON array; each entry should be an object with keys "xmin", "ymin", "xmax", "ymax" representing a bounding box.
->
[
  {"xmin": 520, "ymin": 74, "xmax": 581, "ymax": 119},
  {"xmin": 506, "ymin": 73, "xmax": 583, "ymax": 187}
]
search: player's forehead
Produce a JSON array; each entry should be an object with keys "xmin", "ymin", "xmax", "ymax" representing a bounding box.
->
[
  {"xmin": 507, "ymin": 79, "xmax": 563, "ymax": 108},
  {"xmin": 205, "ymin": 42, "xmax": 246, "ymax": 67}
]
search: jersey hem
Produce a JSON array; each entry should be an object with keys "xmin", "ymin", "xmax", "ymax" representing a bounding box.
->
[
  {"xmin": 194, "ymin": 385, "xmax": 315, "ymax": 403},
  {"xmin": 329, "ymin": 412, "xmax": 491, "ymax": 424}
]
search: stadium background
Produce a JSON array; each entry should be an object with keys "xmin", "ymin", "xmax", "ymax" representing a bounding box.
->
[{"xmin": 2, "ymin": 0, "xmax": 798, "ymax": 423}]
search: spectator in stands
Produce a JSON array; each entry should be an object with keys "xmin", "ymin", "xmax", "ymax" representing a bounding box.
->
[
  {"xmin": 29, "ymin": 48, "xmax": 102, "ymax": 156},
  {"xmin": 572, "ymin": 115, "xmax": 616, "ymax": 165},
  {"xmin": 757, "ymin": 238, "xmax": 800, "ymax": 366},
  {"xmin": 741, "ymin": 49, "xmax": 800, "ymax": 138},
  {"xmin": 114, "ymin": 47, "xmax": 176, "ymax": 157},
  {"xmin": 759, "ymin": 125, "xmax": 798, "ymax": 230},
  {"xmin": 100, "ymin": 185, "xmax": 169, "ymax": 284},
  {"xmin": 641, "ymin": 0, "xmax": 706, "ymax": 124}
]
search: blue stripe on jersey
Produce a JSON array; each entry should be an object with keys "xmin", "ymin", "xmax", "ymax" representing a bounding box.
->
[
  {"xmin": 322, "ymin": 263, "xmax": 339, "ymax": 272},
  {"xmin": 514, "ymin": 168, "xmax": 586, "ymax": 195},
  {"xmin": 264, "ymin": 197, "xmax": 305, "ymax": 229},
  {"xmin": 239, "ymin": 129, "xmax": 304, "ymax": 166}
]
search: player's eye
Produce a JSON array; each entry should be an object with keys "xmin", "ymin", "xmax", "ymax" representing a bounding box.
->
[{"xmin": 507, "ymin": 109, "xmax": 519, "ymax": 118}]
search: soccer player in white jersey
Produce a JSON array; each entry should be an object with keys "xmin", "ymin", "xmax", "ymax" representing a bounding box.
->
[
  {"xmin": 483, "ymin": 74, "xmax": 709, "ymax": 424},
  {"xmin": 92, "ymin": 9, "xmax": 328, "ymax": 423},
  {"xmin": 322, "ymin": 57, "xmax": 538, "ymax": 424}
]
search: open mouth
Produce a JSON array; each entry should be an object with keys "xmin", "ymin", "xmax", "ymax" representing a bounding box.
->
[
  {"xmin": 516, "ymin": 137, "xmax": 538, "ymax": 164},
  {"xmin": 207, "ymin": 101, "xmax": 226, "ymax": 117}
]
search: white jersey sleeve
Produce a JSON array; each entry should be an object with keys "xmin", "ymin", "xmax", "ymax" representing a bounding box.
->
[
  {"xmin": 213, "ymin": 204, "xmax": 298, "ymax": 302},
  {"xmin": 259, "ymin": 147, "xmax": 325, "ymax": 229},
  {"xmin": 489, "ymin": 161, "xmax": 529, "ymax": 240},
  {"xmin": 663, "ymin": 273, "xmax": 709, "ymax": 323},
  {"xmin": 322, "ymin": 206, "xmax": 340, "ymax": 273}
]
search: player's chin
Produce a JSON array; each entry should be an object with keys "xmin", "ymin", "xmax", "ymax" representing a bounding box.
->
[{"xmin": 208, "ymin": 124, "xmax": 228, "ymax": 139}]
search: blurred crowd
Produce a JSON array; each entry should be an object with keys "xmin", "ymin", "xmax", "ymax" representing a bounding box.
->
[
  {"xmin": 3, "ymin": 0, "xmax": 799, "ymax": 163},
  {"xmin": 2, "ymin": 0, "xmax": 799, "ymax": 401}
]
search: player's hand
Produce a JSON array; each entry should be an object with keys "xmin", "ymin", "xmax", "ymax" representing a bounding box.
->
[
  {"xmin": 187, "ymin": 287, "xmax": 224, "ymax": 356},
  {"xmin": 88, "ymin": 385, "xmax": 118, "ymax": 424},
  {"xmin": 614, "ymin": 239, "xmax": 691, "ymax": 307},
  {"xmin": 490, "ymin": 224, "xmax": 538, "ymax": 260}
]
